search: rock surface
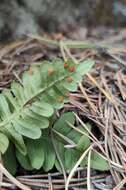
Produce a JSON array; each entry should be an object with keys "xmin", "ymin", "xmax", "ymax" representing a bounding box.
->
[{"xmin": 0, "ymin": 0, "xmax": 126, "ymax": 42}]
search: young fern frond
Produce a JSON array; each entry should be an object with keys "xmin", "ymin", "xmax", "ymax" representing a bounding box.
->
[{"xmin": 0, "ymin": 58, "xmax": 94, "ymax": 165}]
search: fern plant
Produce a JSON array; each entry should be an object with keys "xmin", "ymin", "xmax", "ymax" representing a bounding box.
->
[
  {"xmin": 0, "ymin": 58, "xmax": 109, "ymax": 174},
  {"xmin": 3, "ymin": 112, "xmax": 109, "ymax": 174},
  {"xmin": 52, "ymin": 112, "xmax": 109, "ymax": 172}
]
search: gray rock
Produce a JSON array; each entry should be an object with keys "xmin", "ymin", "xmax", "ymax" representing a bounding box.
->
[{"xmin": 0, "ymin": 0, "xmax": 126, "ymax": 42}]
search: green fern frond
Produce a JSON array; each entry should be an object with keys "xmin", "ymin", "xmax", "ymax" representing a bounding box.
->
[{"xmin": 0, "ymin": 58, "xmax": 94, "ymax": 161}]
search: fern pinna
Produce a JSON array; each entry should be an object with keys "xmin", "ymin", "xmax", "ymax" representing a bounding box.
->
[{"xmin": 0, "ymin": 58, "xmax": 109, "ymax": 174}]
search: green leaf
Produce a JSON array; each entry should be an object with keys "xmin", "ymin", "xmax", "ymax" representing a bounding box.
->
[
  {"xmin": 23, "ymin": 67, "xmax": 42, "ymax": 92},
  {"xmin": 27, "ymin": 139, "xmax": 44, "ymax": 169},
  {"xmin": 3, "ymin": 89, "xmax": 18, "ymax": 111},
  {"xmin": 77, "ymin": 135, "xmax": 90, "ymax": 151},
  {"xmin": 5, "ymin": 125, "xmax": 27, "ymax": 155},
  {"xmin": 67, "ymin": 129, "xmax": 81, "ymax": 143},
  {"xmin": 65, "ymin": 149, "xmax": 80, "ymax": 171},
  {"xmin": 90, "ymin": 152, "xmax": 109, "ymax": 171},
  {"xmin": 42, "ymin": 89, "xmax": 65, "ymax": 109},
  {"xmin": 42, "ymin": 138, "xmax": 56, "ymax": 171},
  {"xmin": 77, "ymin": 59, "xmax": 94, "ymax": 76},
  {"xmin": 53, "ymin": 112, "xmax": 75, "ymax": 135},
  {"xmin": 23, "ymin": 109, "xmax": 49, "ymax": 129},
  {"xmin": 67, "ymin": 125, "xmax": 84, "ymax": 143},
  {"xmin": 3, "ymin": 144, "xmax": 17, "ymax": 175},
  {"xmin": 0, "ymin": 94, "xmax": 11, "ymax": 119},
  {"xmin": 16, "ymin": 150, "xmax": 33, "ymax": 170},
  {"xmin": 62, "ymin": 78, "xmax": 77, "ymax": 93},
  {"xmin": 66, "ymin": 124, "xmax": 91, "ymax": 153},
  {"xmin": 76, "ymin": 124, "xmax": 91, "ymax": 151},
  {"xmin": 0, "ymin": 133, "xmax": 9, "ymax": 154},
  {"xmin": 13, "ymin": 120, "xmax": 41, "ymax": 139},
  {"xmin": 71, "ymin": 73, "xmax": 82, "ymax": 83},
  {"xmin": 54, "ymin": 140, "xmax": 65, "ymax": 173},
  {"xmin": 31, "ymin": 101, "xmax": 54, "ymax": 117},
  {"xmin": 11, "ymin": 82, "xmax": 25, "ymax": 104}
]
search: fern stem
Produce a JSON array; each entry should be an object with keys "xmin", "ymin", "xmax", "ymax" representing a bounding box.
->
[{"xmin": 28, "ymin": 34, "xmax": 111, "ymax": 49}]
